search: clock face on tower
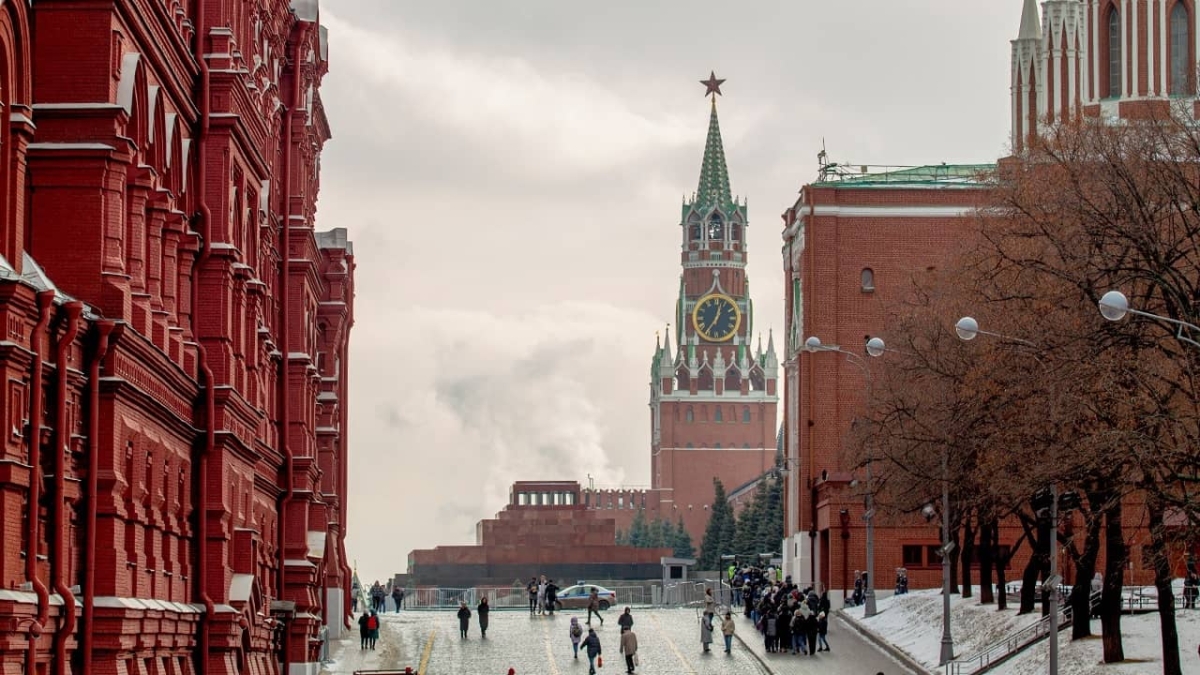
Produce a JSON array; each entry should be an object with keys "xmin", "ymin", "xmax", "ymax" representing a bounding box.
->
[{"xmin": 692, "ymin": 293, "xmax": 742, "ymax": 342}]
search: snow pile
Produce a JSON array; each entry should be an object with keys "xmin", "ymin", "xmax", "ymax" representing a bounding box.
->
[{"xmin": 993, "ymin": 611, "xmax": 1200, "ymax": 675}]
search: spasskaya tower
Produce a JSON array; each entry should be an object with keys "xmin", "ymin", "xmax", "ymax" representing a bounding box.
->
[{"xmin": 649, "ymin": 73, "xmax": 779, "ymax": 544}]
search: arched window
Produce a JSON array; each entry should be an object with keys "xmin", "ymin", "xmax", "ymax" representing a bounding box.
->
[
  {"xmin": 731, "ymin": 223, "xmax": 742, "ymax": 241},
  {"xmin": 743, "ymin": 406, "xmax": 751, "ymax": 423},
  {"xmin": 1171, "ymin": 2, "xmax": 1192, "ymax": 95},
  {"xmin": 686, "ymin": 442, "xmax": 694, "ymax": 449},
  {"xmin": 1107, "ymin": 8, "xmax": 1122, "ymax": 98},
  {"xmin": 715, "ymin": 407, "xmax": 723, "ymax": 422},
  {"xmin": 708, "ymin": 214, "xmax": 724, "ymax": 240},
  {"xmin": 685, "ymin": 407, "xmax": 694, "ymax": 423},
  {"xmin": 861, "ymin": 268, "xmax": 875, "ymax": 292},
  {"xmin": 714, "ymin": 443, "xmax": 722, "ymax": 449},
  {"xmin": 690, "ymin": 224, "xmax": 702, "ymax": 241}
]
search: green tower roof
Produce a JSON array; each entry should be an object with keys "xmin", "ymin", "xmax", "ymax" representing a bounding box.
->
[{"xmin": 696, "ymin": 98, "xmax": 732, "ymax": 208}]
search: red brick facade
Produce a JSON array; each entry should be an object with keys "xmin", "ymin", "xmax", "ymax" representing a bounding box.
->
[
  {"xmin": 779, "ymin": 166, "xmax": 1175, "ymax": 601},
  {"xmin": 408, "ymin": 482, "xmax": 671, "ymax": 586},
  {"xmin": 0, "ymin": 1, "xmax": 353, "ymax": 674}
]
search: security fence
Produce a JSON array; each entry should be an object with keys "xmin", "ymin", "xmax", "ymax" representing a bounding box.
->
[{"xmin": 389, "ymin": 579, "xmax": 724, "ymax": 611}]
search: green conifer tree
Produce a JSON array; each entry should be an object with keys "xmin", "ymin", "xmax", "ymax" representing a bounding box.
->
[
  {"xmin": 673, "ymin": 516, "xmax": 696, "ymax": 559},
  {"xmin": 699, "ymin": 478, "xmax": 734, "ymax": 569},
  {"xmin": 629, "ymin": 508, "xmax": 649, "ymax": 547}
]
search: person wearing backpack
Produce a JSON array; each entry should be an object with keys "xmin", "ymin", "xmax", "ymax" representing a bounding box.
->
[
  {"xmin": 456, "ymin": 601, "xmax": 471, "ymax": 639},
  {"xmin": 569, "ymin": 617, "xmax": 583, "ymax": 659},
  {"xmin": 366, "ymin": 611, "xmax": 380, "ymax": 650}
]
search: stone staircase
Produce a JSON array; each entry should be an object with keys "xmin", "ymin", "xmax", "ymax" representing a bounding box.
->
[{"xmin": 943, "ymin": 591, "xmax": 1101, "ymax": 675}]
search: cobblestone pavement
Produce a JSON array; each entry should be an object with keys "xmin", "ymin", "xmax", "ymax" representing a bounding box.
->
[
  {"xmin": 323, "ymin": 608, "xmax": 772, "ymax": 674},
  {"xmin": 730, "ymin": 612, "xmax": 916, "ymax": 675}
]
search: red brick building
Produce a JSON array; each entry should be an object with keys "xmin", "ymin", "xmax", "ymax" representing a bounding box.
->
[
  {"xmin": 780, "ymin": 163, "xmax": 996, "ymax": 596},
  {"xmin": 408, "ymin": 482, "xmax": 670, "ymax": 586},
  {"xmin": 0, "ymin": 1, "xmax": 353, "ymax": 674},
  {"xmin": 780, "ymin": 0, "xmax": 1194, "ymax": 601}
]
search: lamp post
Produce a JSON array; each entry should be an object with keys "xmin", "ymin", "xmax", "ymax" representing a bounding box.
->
[
  {"xmin": 1099, "ymin": 290, "xmax": 1200, "ymax": 347},
  {"xmin": 956, "ymin": 316, "xmax": 1059, "ymax": 675},
  {"xmin": 803, "ymin": 335, "xmax": 886, "ymax": 617}
]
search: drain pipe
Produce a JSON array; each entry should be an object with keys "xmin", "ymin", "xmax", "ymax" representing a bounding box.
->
[
  {"xmin": 191, "ymin": 1, "xmax": 217, "ymax": 670},
  {"xmin": 24, "ymin": 289, "xmax": 56, "ymax": 674},
  {"xmin": 276, "ymin": 11, "xmax": 313, "ymax": 604},
  {"xmin": 80, "ymin": 320, "xmax": 115, "ymax": 668},
  {"xmin": 50, "ymin": 300, "xmax": 83, "ymax": 675}
]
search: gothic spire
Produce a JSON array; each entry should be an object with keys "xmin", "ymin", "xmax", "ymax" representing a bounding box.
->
[
  {"xmin": 696, "ymin": 92, "xmax": 732, "ymax": 209},
  {"xmin": 1017, "ymin": 0, "xmax": 1041, "ymax": 40}
]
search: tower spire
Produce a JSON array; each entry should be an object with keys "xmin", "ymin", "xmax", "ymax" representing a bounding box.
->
[
  {"xmin": 1017, "ymin": 0, "xmax": 1041, "ymax": 40},
  {"xmin": 696, "ymin": 73, "xmax": 732, "ymax": 209}
]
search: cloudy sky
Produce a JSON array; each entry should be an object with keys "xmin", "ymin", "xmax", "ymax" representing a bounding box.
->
[{"xmin": 319, "ymin": 0, "xmax": 1017, "ymax": 583}]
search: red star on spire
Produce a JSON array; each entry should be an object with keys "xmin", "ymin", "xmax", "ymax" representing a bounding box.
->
[{"xmin": 700, "ymin": 71, "xmax": 726, "ymax": 98}]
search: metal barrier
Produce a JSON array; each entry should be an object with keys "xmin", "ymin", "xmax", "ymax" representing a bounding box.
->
[{"xmin": 944, "ymin": 590, "xmax": 1100, "ymax": 675}]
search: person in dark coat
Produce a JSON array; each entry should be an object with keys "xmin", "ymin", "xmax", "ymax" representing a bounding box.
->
[
  {"xmin": 392, "ymin": 586, "xmax": 403, "ymax": 613},
  {"xmin": 583, "ymin": 627, "xmax": 602, "ymax": 675},
  {"xmin": 357, "ymin": 611, "xmax": 370, "ymax": 650},
  {"xmin": 545, "ymin": 580, "xmax": 559, "ymax": 616},
  {"xmin": 457, "ymin": 601, "xmax": 472, "ymax": 639},
  {"xmin": 804, "ymin": 611, "xmax": 819, "ymax": 656},
  {"xmin": 477, "ymin": 597, "xmax": 490, "ymax": 638}
]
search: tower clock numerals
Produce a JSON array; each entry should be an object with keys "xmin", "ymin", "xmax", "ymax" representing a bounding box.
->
[{"xmin": 692, "ymin": 293, "xmax": 741, "ymax": 342}]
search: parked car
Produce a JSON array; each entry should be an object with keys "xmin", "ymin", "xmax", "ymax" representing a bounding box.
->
[{"xmin": 554, "ymin": 584, "xmax": 616, "ymax": 611}]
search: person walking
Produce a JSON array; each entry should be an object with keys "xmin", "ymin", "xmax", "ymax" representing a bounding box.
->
[
  {"xmin": 699, "ymin": 610, "xmax": 714, "ymax": 653},
  {"xmin": 537, "ymin": 576, "xmax": 548, "ymax": 615},
  {"xmin": 617, "ymin": 607, "xmax": 634, "ymax": 632},
  {"xmin": 527, "ymin": 576, "xmax": 538, "ymax": 615},
  {"xmin": 804, "ymin": 610, "xmax": 819, "ymax": 656},
  {"xmin": 392, "ymin": 586, "xmax": 403, "ymax": 613},
  {"xmin": 569, "ymin": 617, "xmax": 584, "ymax": 659},
  {"xmin": 619, "ymin": 627, "xmax": 638, "ymax": 674},
  {"xmin": 357, "ymin": 611, "xmax": 371, "ymax": 650},
  {"xmin": 720, "ymin": 611, "xmax": 735, "ymax": 655},
  {"xmin": 477, "ymin": 597, "xmax": 490, "ymax": 639},
  {"xmin": 817, "ymin": 611, "xmax": 830, "ymax": 651},
  {"xmin": 704, "ymin": 587, "xmax": 715, "ymax": 615},
  {"xmin": 583, "ymin": 627, "xmax": 602, "ymax": 675},
  {"xmin": 456, "ymin": 601, "xmax": 471, "ymax": 639},
  {"xmin": 587, "ymin": 587, "xmax": 604, "ymax": 626}
]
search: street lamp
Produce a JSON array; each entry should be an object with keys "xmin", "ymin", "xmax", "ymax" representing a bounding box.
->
[
  {"xmin": 1099, "ymin": 290, "xmax": 1200, "ymax": 348},
  {"xmin": 955, "ymin": 316, "xmax": 1059, "ymax": 675},
  {"xmin": 803, "ymin": 335, "xmax": 886, "ymax": 618}
]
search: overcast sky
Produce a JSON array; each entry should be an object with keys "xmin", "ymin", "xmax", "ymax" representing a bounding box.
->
[{"xmin": 319, "ymin": 1, "xmax": 1018, "ymax": 584}]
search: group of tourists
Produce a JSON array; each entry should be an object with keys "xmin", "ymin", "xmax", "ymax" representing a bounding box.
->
[
  {"xmin": 741, "ymin": 576, "xmax": 834, "ymax": 656},
  {"xmin": 526, "ymin": 575, "xmax": 561, "ymax": 616},
  {"xmin": 356, "ymin": 579, "xmax": 405, "ymax": 614}
]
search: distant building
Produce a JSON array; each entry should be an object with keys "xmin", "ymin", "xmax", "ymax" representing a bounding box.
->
[{"xmin": 407, "ymin": 481, "xmax": 670, "ymax": 586}]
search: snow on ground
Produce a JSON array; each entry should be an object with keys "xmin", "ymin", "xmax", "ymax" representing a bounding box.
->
[
  {"xmin": 992, "ymin": 612, "xmax": 1200, "ymax": 675},
  {"xmin": 843, "ymin": 588, "xmax": 1042, "ymax": 669},
  {"xmin": 841, "ymin": 587, "xmax": 1200, "ymax": 675}
]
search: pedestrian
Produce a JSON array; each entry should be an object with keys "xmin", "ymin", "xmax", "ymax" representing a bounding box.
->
[
  {"xmin": 720, "ymin": 611, "xmax": 735, "ymax": 654},
  {"xmin": 367, "ymin": 611, "xmax": 379, "ymax": 650},
  {"xmin": 537, "ymin": 575, "xmax": 548, "ymax": 615},
  {"xmin": 569, "ymin": 617, "xmax": 584, "ymax": 659},
  {"xmin": 392, "ymin": 585, "xmax": 403, "ymax": 613},
  {"xmin": 477, "ymin": 597, "xmax": 490, "ymax": 639},
  {"xmin": 398, "ymin": 587, "xmax": 406, "ymax": 609},
  {"xmin": 546, "ymin": 579, "xmax": 559, "ymax": 616},
  {"xmin": 587, "ymin": 587, "xmax": 604, "ymax": 626},
  {"xmin": 805, "ymin": 610, "xmax": 819, "ymax": 656},
  {"xmin": 357, "ymin": 611, "xmax": 370, "ymax": 650},
  {"xmin": 617, "ymin": 607, "xmax": 634, "ymax": 631},
  {"xmin": 619, "ymin": 626, "xmax": 638, "ymax": 674},
  {"xmin": 583, "ymin": 627, "xmax": 602, "ymax": 675},
  {"xmin": 457, "ymin": 601, "xmax": 471, "ymax": 639},
  {"xmin": 817, "ymin": 611, "xmax": 830, "ymax": 651},
  {"xmin": 790, "ymin": 609, "xmax": 806, "ymax": 655},
  {"xmin": 704, "ymin": 587, "xmax": 715, "ymax": 614},
  {"xmin": 527, "ymin": 576, "xmax": 538, "ymax": 614},
  {"xmin": 700, "ymin": 610, "xmax": 714, "ymax": 653}
]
